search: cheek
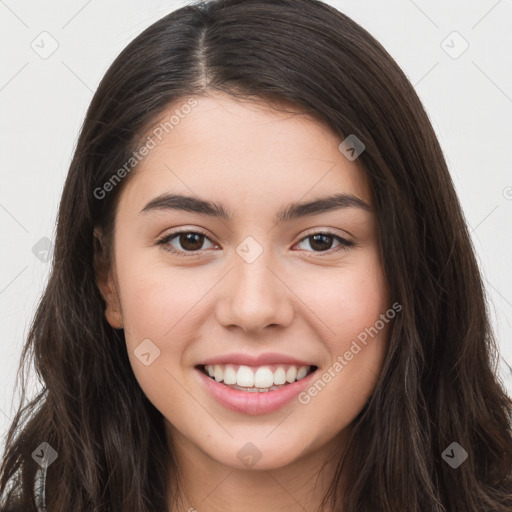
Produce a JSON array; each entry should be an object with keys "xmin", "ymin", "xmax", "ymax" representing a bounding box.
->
[
  {"xmin": 116, "ymin": 262, "xmax": 205, "ymax": 414},
  {"xmin": 115, "ymin": 245, "xmax": 210, "ymax": 339},
  {"xmin": 115, "ymin": 257, "xmax": 227, "ymax": 406},
  {"xmin": 296, "ymin": 251, "xmax": 389, "ymax": 342},
  {"xmin": 296, "ymin": 251, "xmax": 390, "ymax": 395}
]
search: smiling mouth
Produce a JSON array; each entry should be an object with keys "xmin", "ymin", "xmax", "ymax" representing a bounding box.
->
[{"xmin": 197, "ymin": 363, "xmax": 318, "ymax": 392}]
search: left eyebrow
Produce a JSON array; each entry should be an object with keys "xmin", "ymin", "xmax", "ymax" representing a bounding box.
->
[{"xmin": 140, "ymin": 192, "xmax": 372, "ymax": 222}]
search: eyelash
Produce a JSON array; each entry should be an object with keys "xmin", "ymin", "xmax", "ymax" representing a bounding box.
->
[{"xmin": 156, "ymin": 229, "xmax": 355, "ymax": 258}]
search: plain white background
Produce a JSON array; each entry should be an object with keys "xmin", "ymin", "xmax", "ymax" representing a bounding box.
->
[{"xmin": 0, "ymin": 0, "xmax": 511, "ymax": 461}]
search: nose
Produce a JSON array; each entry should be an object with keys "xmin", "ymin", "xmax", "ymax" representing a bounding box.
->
[{"xmin": 215, "ymin": 248, "xmax": 294, "ymax": 333}]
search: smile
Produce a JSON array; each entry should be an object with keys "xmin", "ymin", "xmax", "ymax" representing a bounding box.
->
[
  {"xmin": 194, "ymin": 362, "xmax": 319, "ymax": 415},
  {"xmin": 201, "ymin": 363, "xmax": 316, "ymax": 391}
]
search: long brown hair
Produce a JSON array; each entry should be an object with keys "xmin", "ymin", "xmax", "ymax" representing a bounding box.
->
[{"xmin": 1, "ymin": 0, "xmax": 511, "ymax": 510}]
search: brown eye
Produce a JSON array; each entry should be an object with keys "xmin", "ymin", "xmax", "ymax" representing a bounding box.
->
[
  {"xmin": 295, "ymin": 232, "xmax": 354, "ymax": 254},
  {"xmin": 157, "ymin": 230, "xmax": 216, "ymax": 256},
  {"xmin": 177, "ymin": 232, "xmax": 205, "ymax": 251},
  {"xmin": 308, "ymin": 234, "xmax": 335, "ymax": 252}
]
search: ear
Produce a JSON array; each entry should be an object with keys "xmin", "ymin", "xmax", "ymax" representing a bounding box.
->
[{"xmin": 93, "ymin": 227, "xmax": 124, "ymax": 329}]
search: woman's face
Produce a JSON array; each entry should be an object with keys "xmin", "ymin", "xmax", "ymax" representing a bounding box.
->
[{"xmin": 97, "ymin": 92, "xmax": 391, "ymax": 471}]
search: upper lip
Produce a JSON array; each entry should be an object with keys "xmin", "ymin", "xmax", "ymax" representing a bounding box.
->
[{"xmin": 197, "ymin": 352, "xmax": 317, "ymax": 367}]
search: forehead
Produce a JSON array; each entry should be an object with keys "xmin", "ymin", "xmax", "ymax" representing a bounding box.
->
[{"xmin": 118, "ymin": 93, "xmax": 370, "ymax": 218}]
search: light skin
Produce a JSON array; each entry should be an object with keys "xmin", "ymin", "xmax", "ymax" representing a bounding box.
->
[{"xmin": 95, "ymin": 92, "xmax": 391, "ymax": 512}]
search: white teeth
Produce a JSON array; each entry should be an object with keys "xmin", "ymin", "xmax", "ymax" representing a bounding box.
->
[
  {"xmin": 254, "ymin": 367, "xmax": 274, "ymax": 388},
  {"xmin": 214, "ymin": 365, "xmax": 223, "ymax": 382},
  {"xmin": 203, "ymin": 363, "xmax": 314, "ymax": 389},
  {"xmin": 236, "ymin": 365, "xmax": 255, "ymax": 387},
  {"xmin": 229, "ymin": 384, "xmax": 283, "ymax": 392},
  {"xmin": 296, "ymin": 367, "xmax": 308, "ymax": 380},
  {"xmin": 273, "ymin": 366, "xmax": 286, "ymax": 385},
  {"xmin": 223, "ymin": 364, "xmax": 237, "ymax": 385},
  {"xmin": 286, "ymin": 366, "xmax": 297, "ymax": 383}
]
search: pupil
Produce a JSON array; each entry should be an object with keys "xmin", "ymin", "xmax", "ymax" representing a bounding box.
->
[
  {"xmin": 181, "ymin": 233, "xmax": 203, "ymax": 251},
  {"xmin": 310, "ymin": 234, "xmax": 332, "ymax": 251}
]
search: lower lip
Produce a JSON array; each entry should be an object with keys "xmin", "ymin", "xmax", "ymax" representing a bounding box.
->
[{"xmin": 195, "ymin": 367, "xmax": 317, "ymax": 415}]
